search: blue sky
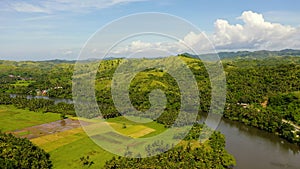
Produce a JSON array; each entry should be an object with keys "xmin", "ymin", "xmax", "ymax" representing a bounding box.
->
[{"xmin": 1, "ymin": 0, "xmax": 300, "ymax": 60}]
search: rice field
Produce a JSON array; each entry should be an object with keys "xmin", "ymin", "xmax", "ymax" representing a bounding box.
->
[{"xmin": 1, "ymin": 105, "xmax": 167, "ymax": 168}]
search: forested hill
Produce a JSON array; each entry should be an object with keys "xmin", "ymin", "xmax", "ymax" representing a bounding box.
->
[
  {"xmin": 183, "ymin": 49, "xmax": 300, "ymax": 60},
  {"xmin": 0, "ymin": 53, "xmax": 300, "ymax": 145},
  {"xmin": 219, "ymin": 49, "xmax": 300, "ymax": 59}
]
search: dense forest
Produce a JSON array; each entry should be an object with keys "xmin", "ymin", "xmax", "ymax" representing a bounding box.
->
[{"xmin": 0, "ymin": 132, "xmax": 52, "ymax": 168}]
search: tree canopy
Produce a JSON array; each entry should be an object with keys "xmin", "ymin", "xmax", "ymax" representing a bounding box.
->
[{"xmin": 0, "ymin": 132, "xmax": 52, "ymax": 169}]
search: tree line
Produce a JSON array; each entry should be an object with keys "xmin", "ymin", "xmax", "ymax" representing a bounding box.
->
[
  {"xmin": 104, "ymin": 131, "xmax": 235, "ymax": 169},
  {"xmin": 0, "ymin": 94, "xmax": 75, "ymax": 117}
]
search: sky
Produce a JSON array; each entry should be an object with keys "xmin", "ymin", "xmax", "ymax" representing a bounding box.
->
[{"xmin": 0, "ymin": 0, "xmax": 300, "ymax": 60}]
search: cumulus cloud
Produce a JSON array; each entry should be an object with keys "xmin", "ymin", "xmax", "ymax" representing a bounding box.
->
[
  {"xmin": 127, "ymin": 40, "xmax": 153, "ymax": 52},
  {"xmin": 179, "ymin": 32, "xmax": 214, "ymax": 53},
  {"xmin": 112, "ymin": 11, "xmax": 300, "ymax": 56},
  {"xmin": 213, "ymin": 11, "xmax": 300, "ymax": 50},
  {"xmin": 111, "ymin": 32, "xmax": 215, "ymax": 57}
]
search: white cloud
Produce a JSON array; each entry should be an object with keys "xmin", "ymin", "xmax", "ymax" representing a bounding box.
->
[
  {"xmin": 179, "ymin": 32, "xmax": 214, "ymax": 53},
  {"xmin": 128, "ymin": 40, "xmax": 153, "ymax": 51},
  {"xmin": 213, "ymin": 11, "xmax": 300, "ymax": 50},
  {"xmin": 109, "ymin": 11, "xmax": 300, "ymax": 57},
  {"xmin": 180, "ymin": 32, "xmax": 205, "ymax": 47},
  {"xmin": 8, "ymin": 0, "xmax": 148, "ymax": 13},
  {"xmin": 110, "ymin": 34, "xmax": 214, "ymax": 57},
  {"xmin": 124, "ymin": 11, "xmax": 299, "ymax": 52},
  {"xmin": 111, "ymin": 40, "xmax": 178, "ymax": 56},
  {"xmin": 11, "ymin": 2, "xmax": 49, "ymax": 13}
]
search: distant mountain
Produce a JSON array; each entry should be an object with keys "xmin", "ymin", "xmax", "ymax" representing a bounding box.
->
[
  {"xmin": 218, "ymin": 49, "xmax": 300, "ymax": 59},
  {"xmin": 40, "ymin": 59, "xmax": 76, "ymax": 63},
  {"xmin": 4, "ymin": 49, "xmax": 299, "ymax": 63},
  {"xmin": 180, "ymin": 49, "xmax": 300, "ymax": 60}
]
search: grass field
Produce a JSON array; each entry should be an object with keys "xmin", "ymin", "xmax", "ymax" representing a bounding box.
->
[
  {"xmin": 2, "ymin": 106, "xmax": 211, "ymax": 168},
  {"xmin": 30, "ymin": 116, "xmax": 167, "ymax": 168},
  {"xmin": 48, "ymin": 136, "xmax": 115, "ymax": 169},
  {"xmin": 0, "ymin": 105, "xmax": 61, "ymax": 132},
  {"xmin": 106, "ymin": 116, "xmax": 166, "ymax": 137},
  {"xmin": 12, "ymin": 80, "xmax": 35, "ymax": 87},
  {"xmin": 32, "ymin": 127, "xmax": 115, "ymax": 168},
  {"xmin": 31, "ymin": 128, "xmax": 86, "ymax": 152},
  {"xmin": 108, "ymin": 122, "xmax": 155, "ymax": 138},
  {"xmin": 0, "ymin": 106, "xmax": 168, "ymax": 168}
]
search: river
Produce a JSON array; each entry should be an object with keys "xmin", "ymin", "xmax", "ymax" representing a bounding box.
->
[
  {"xmin": 218, "ymin": 118, "xmax": 300, "ymax": 169},
  {"xmin": 10, "ymin": 94, "xmax": 73, "ymax": 104}
]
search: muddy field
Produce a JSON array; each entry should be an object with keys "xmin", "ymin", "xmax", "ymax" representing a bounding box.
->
[{"xmin": 12, "ymin": 118, "xmax": 92, "ymax": 139}]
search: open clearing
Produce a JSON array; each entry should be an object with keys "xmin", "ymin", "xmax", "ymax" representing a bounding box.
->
[
  {"xmin": 106, "ymin": 116, "xmax": 166, "ymax": 137},
  {"xmin": 13, "ymin": 118, "xmax": 91, "ymax": 139},
  {"xmin": 29, "ymin": 116, "xmax": 166, "ymax": 168},
  {"xmin": 0, "ymin": 107, "xmax": 167, "ymax": 168},
  {"xmin": 49, "ymin": 137, "xmax": 115, "ymax": 169},
  {"xmin": 108, "ymin": 122, "xmax": 155, "ymax": 138},
  {"xmin": 0, "ymin": 105, "xmax": 61, "ymax": 132},
  {"xmin": 30, "ymin": 127, "xmax": 86, "ymax": 152}
]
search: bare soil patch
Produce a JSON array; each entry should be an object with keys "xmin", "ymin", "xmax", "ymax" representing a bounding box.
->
[{"xmin": 11, "ymin": 118, "xmax": 91, "ymax": 139}]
